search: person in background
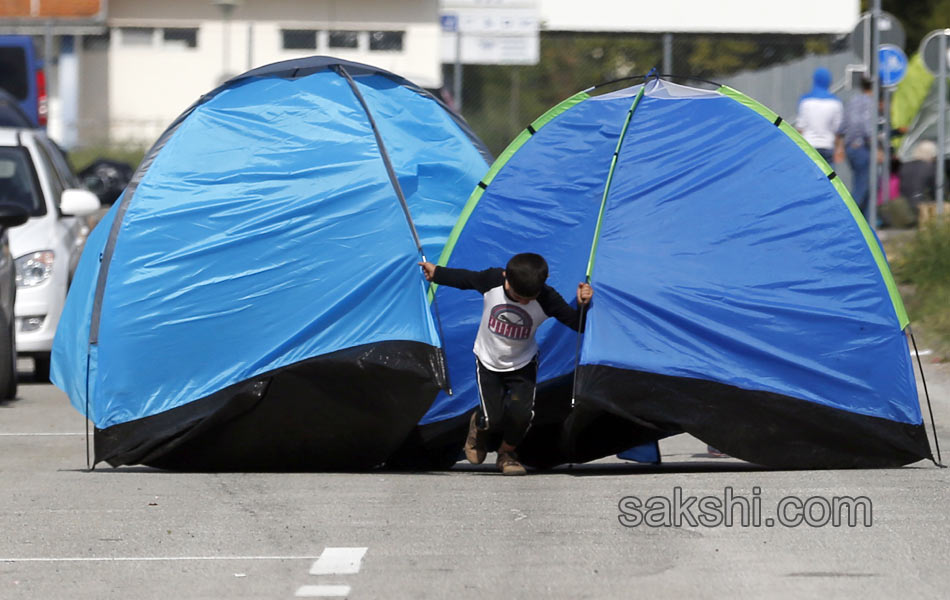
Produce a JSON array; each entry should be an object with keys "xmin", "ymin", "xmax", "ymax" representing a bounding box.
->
[
  {"xmin": 795, "ymin": 67, "xmax": 843, "ymax": 165},
  {"xmin": 839, "ymin": 78, "xmax": 875, "ymax": 216},
  {"xmin": 899, "ymin": 139, "xmax": 938, "ymax": 214}
]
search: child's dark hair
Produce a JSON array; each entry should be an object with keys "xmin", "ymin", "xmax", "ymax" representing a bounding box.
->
[{"xmin": 506, "ymin": 253, "xmax": 548, "ymax": 298}]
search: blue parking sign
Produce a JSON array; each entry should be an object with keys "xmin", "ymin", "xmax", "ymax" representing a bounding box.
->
[
  {"xmin": 879, "ymin": 44, "xmax": 908, "ymax": 87},
  {"xmin": 440, "ymin": 14, "xmax": 459, "ymax": 33}
]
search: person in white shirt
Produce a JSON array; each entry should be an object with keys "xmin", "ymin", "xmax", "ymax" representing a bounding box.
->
[
  {"xmin": 419, "ymin": 253, "xmax": 593, "ymax": 475},
  {"xmin": 795, "ymin": 67, "xmax": 843, "ymax": 164}
]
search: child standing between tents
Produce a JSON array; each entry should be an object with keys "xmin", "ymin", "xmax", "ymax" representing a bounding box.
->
[{"xmin": 419, "ymin": 253, "xmax": 593, "ymax": 475}]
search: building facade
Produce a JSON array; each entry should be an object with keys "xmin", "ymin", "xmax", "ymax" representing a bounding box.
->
[{"xmin": 55, "ymin": 0, "xmax": 441, "ymax": 146}]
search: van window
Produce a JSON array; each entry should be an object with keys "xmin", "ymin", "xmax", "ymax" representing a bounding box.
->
[
  {"xmin": 32, "ymin": 138, "xmax": 68, "ymax": 211},
  {"xmin": 0, "ymin": 47, "xmax": 28, "ymax": 100},
  {"xmin": 0, "ymin": 147, "xmax": 47, "ymax": 216},
  {"xmin": 36, "ymin": 136, "xmax": 79, "ymax": 188}
]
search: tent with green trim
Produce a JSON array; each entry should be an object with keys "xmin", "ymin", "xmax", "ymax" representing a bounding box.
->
[
  {"xmin": 891, "ymin": 53, "xmax": 933, "ymax": 149},
  {"xmin": 892, "ymin": 53, "xmax": 950, "ymax": 162},
  {"xmin": 398, "ymin": 77, "xmax": 933, "ymax": 469}
]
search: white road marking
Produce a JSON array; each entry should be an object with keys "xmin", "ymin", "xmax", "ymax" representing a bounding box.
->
[
  {"xmin": 0, "ymin": 432, "xmax": 85, "ymax": 436},
  {"xmin": 309, "ymin": 547, "xmax": 367, "ymax": 575},
  {"xmin": 511, "ymin": 508, "xmax": 528, "ymax": 521},
  {"xmin": 0, "ymin": 555, "xmax": 317, "ymax": 563},
  {"xmin": 295, "ymin": 584, "xmax": 351, "ymax": 597}
]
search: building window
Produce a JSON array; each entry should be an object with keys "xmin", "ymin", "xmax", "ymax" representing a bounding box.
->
[
  {"xmin": 121, "ymin": 27, "xmax": 155, "ymax": 47},
  {"xmin": 369, "ymin": 31, "xmax": 404, "ymax": 52},
  {"xmin": 0, "ymin": 48, "xmax": 27, "ymax": 99},
  {"xmin": 328, "ymin": 31, "xmax": 359, "ymax": 49},
  {"xmin": 282, "ymin": 29, "xmax": 317, "ymax": 51},
  {"xmin": 163, "ymin": 28, "xmax": 198, "ymax": 49},
  {"xmin": 82, "ymin": 31, "xmax": 111, "ymax": 52}
]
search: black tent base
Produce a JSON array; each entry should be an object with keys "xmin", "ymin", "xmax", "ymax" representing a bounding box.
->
[
  {"xmin": 389, "ymin": 375, "xmax": 671, "ymax": 470},
  {"xmin": 94, "ymin": 341, "xmax": 443, "ymax": 471},
  {"xmin": 386, "ymin": 411, "xmax": 469, "ymax": 470},
  {"xmin": 394, "ymin": 367, "xmax": 933, "ymax": 471},
  {"xmin": 575, "ymin": 364, "xmax": 934, "ymax": 470},
  {"xmin": 517, "ymin": 375, "xmax": 672, "ymax": 469}
]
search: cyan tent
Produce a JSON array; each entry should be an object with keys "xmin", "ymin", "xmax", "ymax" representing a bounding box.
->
[
  {"xmin": 408, "ymin": 77, "xmax": 933, "ymax": 470},
  {"xmin": 52, "ymin": 57, "xmax": 490, "ymax": 470}
]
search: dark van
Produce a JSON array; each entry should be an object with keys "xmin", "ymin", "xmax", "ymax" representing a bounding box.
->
[{"xmin": 0, "ymin": 36, "xmax": 46, "ymax": 128}]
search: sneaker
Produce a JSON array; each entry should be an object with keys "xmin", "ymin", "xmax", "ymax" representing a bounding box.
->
[
  {"xmin": 464, "ymin": 412, "xmax": 487, "ymax": 464},
  {"xmin": 496, "ymin": 451, "xmax": 527, "ymax": 476}
]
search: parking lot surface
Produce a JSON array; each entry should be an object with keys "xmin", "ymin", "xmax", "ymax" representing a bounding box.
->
[{"xmin": 1, "ymin": 360, "xmax": 948, "ymax": 599}]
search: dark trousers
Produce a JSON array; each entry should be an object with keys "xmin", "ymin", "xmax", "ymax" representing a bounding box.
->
[
  {"xmin": 474, "ymin": 357, "xmax": 537, "ymax": 448},
  {"xmin": 847, "ymin": 145, "xmax": 871, "ymax": 217}
]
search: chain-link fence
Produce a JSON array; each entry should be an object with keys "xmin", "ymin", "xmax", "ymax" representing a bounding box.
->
[
  {"xmin": 451, "ymin": 32, "xmax": 849, "ymax": 158},
  {"xmin": 54, "ymin": 31, "xmax": 875, "ymax": 184}
]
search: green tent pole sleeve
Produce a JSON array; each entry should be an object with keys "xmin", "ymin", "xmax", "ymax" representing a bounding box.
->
[
  {"xmin": 585, "ymin": 85, "xmax": 646, "ymax": 281},
  {"xmin": 426, "ymin": 90, "xmax": 590, "ymax": 303}
]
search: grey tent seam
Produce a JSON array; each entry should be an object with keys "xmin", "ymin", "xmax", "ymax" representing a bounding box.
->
[
  {"xmin": 334, "ymin": 64, "xmax": 452, "ymax": 393},
  {"xmin": 333, "ymin": 65, "xmax": 424, "ymax": 257}
]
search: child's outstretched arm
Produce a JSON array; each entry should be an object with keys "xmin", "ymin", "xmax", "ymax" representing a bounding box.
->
[
  {"xmin": 417, "ymin": 262, "xmax": 504, "ymax": 293},
  {"xmin": 538, "ymin": 283, "xmax": 593, "ymax": 332}
]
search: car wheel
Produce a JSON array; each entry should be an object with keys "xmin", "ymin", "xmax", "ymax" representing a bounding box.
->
[
  {"xmin": 33, "ymin": 353, "xmax": 50, "ymax": 383},
  {"xmin": 0, "ymin": 317, "xmax": 16, "ymax": 400}
]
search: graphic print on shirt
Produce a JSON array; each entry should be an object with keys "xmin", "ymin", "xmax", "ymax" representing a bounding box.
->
[{"xmin": 488, "ymin": 304, "xmax": 533, "ymax": 340}]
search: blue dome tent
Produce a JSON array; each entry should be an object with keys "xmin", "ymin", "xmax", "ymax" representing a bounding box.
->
[
  {"xmin": 52, "ymin": 57, "xmax": 491, "ymax": 470},
  {"xmin": 410, "ymin": 76, "xmax": 933, "ymax": 470}
]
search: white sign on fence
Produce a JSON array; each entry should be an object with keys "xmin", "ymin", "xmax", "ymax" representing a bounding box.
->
[
  {"xmin": 441, "ymin": 32, "xmax": 540, "ymax": 65},
  {"xmin": 441, "ymin": 1, "xmax": 540, "ymax": 65}
]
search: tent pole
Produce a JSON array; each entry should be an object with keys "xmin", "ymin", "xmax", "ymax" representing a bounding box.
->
[
  {"xmin": 85, "ymin": 352, "xmax": 93, "ymax": 471},
  {"xmin": 869, "ymin": 0, "xmax": 881, "ymax": 228},
  {"xmin": 572, "ymin": 81, "xmax": 649, "ymax": 407},
  {"xmin": 662, "ymin": 33, "xmax": 673, "ymax": 75},
  {"xmin": 334, "ymin": 66, "xmax": 424, "ymax": 250},
  {"xmin": 570, "ymin": 300, "xmax": 588, "ymax": 408},
  {"xmin": 334, "ymin": 65, "xmax": 452, "ymax": 393},
  {"xmin": 909, "ymin": 326, "xmax": 945, "ymax": 467},
  {"xmin": 938, "ymin": 31, "xmax": 947, "ymax": 215}
]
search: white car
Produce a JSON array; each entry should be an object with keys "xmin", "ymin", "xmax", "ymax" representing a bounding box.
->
[{"xmin": 0, "ymin": 128, "xmax": 100, "ymax": 381}]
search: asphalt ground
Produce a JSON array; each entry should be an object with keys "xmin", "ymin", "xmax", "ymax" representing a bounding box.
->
[{"xmin": 1, "ymin": 356, "xmax": 948, "ymax": 599}]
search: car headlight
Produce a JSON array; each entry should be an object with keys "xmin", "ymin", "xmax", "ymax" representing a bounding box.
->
[{"xmin": 15, "ymin": 251, "xmax": 55, "ymax": 288}]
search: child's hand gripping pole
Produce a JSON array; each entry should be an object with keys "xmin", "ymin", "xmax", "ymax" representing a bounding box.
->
[
  {"xmin": 418, "ymin": 260, "xmax": 452, "ymax": 395},
  {"xmin": 571, "ymin": 278, "xmax": 593, "ymax": 409}
]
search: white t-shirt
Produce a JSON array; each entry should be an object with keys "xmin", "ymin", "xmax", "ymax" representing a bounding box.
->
[
  {"xmin": 795, "ymin": 96, "xmax": 843, "ymax": 151},
  {"xmin": 473, "ymin": 284, "xmax": 550, "ymax": 371},
  {"xmin": 433, "ymin": 266, "xmax": 588, "ymax": 372}
]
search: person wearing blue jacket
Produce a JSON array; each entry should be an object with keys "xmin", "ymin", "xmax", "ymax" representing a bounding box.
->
[{"xmin": 795, "ymin": 67, "xmax": 843, "ymax": 165}]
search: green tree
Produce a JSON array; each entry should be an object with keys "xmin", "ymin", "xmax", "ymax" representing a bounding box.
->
[{"xmin": 871, "ymin": 0, "xmax": 950, "ymax": 52}]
